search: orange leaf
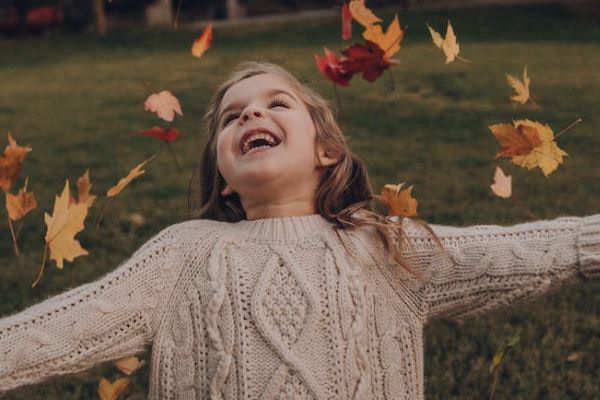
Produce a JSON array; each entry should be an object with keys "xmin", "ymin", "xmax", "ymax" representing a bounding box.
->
[
  {"xmin": 77, "ymin": 169, "xmax": 97, "ymax": 208},
  {"xmin": 191, "ymin": 23, "xmax": 213, "ymax": 58},
  {"xmin": 348, "ymin": 0, "xmax": 382, "ymax": 28},
  {"xmin": 489, "ymin": 123, "xmax": 542, "ymax": 158},
  {"xmin": 106, "ymin": 155, "xmax": 155, "ymax": 198},
  {"xmin": 5, "ymin": 176, "xmax": 37, "ymax": 221},
  {"xmin": 363, "ymin": 14, "xmax": 404, "ymax": 59},
  {"xmin": 98, "ymin": 377, "xmax": 131, "ymax": 400},
  {"xmin": 44, "ymin": 180, "xmax": 88, "ymax": 269},
  {"xmin": 113, "ymin": 356, "xmax": 145, "ymax": 376},
  {"xmin": 375, "ymin": 183, "xmax": 418, "ymax": 217},
  {"xmin": 0, "ymin": 132, "xmax": 32, "ymax": 192},
  {"xmin": 490, "ymin": 166, "xmax": 512, "ymax": 198},
  {"xmin": 144, "ymin": 90, "xmax": 183, "ymax": 122}
]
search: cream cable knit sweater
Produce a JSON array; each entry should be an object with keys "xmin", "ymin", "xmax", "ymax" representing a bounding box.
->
[{"xmin": 0, "ymin": 212, "xmax": 599, "ymax": 399}]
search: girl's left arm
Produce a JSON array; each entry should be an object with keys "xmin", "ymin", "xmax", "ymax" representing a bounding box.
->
[{"xmin": 393, "ymin": 214, "xmax": 600, "ymax": 324}]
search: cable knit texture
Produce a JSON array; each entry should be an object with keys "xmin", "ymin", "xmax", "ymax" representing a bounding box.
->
[{"xmin": 1, "ymin": 212, "xmax": 599, "ymax": 399}]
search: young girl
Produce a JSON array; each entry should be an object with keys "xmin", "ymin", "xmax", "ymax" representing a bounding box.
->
[{"xmin": 0, "ymin": 61, "xmax": 598, "ymax": 400}]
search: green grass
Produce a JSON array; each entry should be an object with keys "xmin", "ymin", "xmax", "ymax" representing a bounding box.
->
[{"xmin": 1, "ymin": 3, "xmax": 599, "ymax": 399}]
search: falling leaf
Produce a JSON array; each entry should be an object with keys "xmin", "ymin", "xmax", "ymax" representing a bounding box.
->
[
  {"xmin": 0, "ymin": 132, "xmax": 32, "ymax": 192},
  {"xmin": 98, "ymin": 377, "xmax": 131, "ymax": 400},
  {"xmin": 44, "ymin": 180, "xmax": 89, "ymax": 269},
  {"xmin": 426, "ymin": 20, "xmax": 466, "ymax": 64},
  {"xmin": 348, "ymin": 0, "xmax": 382, "ymax": 28},
  {"xmin": 341, "ymin": 2, "xmax": 352, "ymax": 40},
  {"xmin": 490, "ymin": 119, "xmax": 567, "ymax": 177},
  {"xmin": 363, "ymin": 14, "xmax": 404, "ymax": 59},
  {"xmin": 77, "ymin": 169, "xmax": 97, "ymax": 208},
  {"xmin": 566, "ymin": 351, "xmax": 584, "ymax": 362},
  {"xmin": 128, "ymin": 212, "xmax": 145, "ymax": 227},
  {"xmin": 374, "ymin": 183, "xmax": 418, "ymax": 217},
  {"xmin": 144, "ymin": 90, "xmax": 183, "ymax": 122},
  {"xmin": 490, "ymin": 166, "xmax": 512, "ymax": 198},
  {"xmin": 506, "ymin": 65, "xmax": 531, "ymax": 105},
  {"xmin": 315, "ymin": 47, "xmax": 354, "ymax": 86},
  {"xmin": 139, "ymin": 127, "xmax": 181, "ymax": 143},
  {"xmin": 191, "ymin": 23, "xmax": 213, "ymax": 58},
  {"xmin": 6, "ymin": 176, "xmax": 37, "ymax": 220},
  {"xmin": 106, "ymin": 155, "xmax": 155, "ymax": 198},
  {"xmin": 114, "ymin": 356, "xmax": 145, "ymax": 376}
]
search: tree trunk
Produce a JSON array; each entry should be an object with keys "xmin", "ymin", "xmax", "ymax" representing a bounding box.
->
[
  {"xmin": 226, "ymin": 0, "xmax": 245, "ymax": 19},
  {"xmin": 92, "ymin": 0, "xmax": 106, "ymax": 35}
]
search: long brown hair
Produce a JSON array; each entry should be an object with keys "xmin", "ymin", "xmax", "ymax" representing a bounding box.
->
[{"xmin": 188, "ymin": 60, "xmax": 444, "ymax": 282}]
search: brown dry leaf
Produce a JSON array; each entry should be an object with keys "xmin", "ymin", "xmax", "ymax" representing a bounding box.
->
[
  {"xmin": 506, "ymin": 65, "xmax": 531, "ymax": 105},
  {"xmin": 44, "ymin": 180, "xmax": 89, "ymax": 269},
  {"xmin": 6, "ymin": 176, "xmax": 37, "ymax": 220},
  {"xmin": 98, "ymin": 376, "xmax": 131, "ymax": 400},
  {"xmin": 77, "ymin": 169, "xmax": 97, "ymax": 208},
  {"xmin": 113, "ymin": 356, "xmax": 146, "ymax": 376},
  {"xmin": 0, "ymin": 132, "xmax": 32, "ymax": 192},
  {"xmin": 106, "ymin": 155, "xmax": 156, "ymax": 198},
  {"xmin": 363, "ymin": 14, "xmax": 404, "ymax": 59},
  {"xmin": 349, "ymin": 0, "xmax": 382, "ymax": 28},
  {"xmin": 374, "ymin": 183, "xmax": 418, "ymax": 217},
  {"xmin": 144, "ymin": 90, "xmax": 183, "ymax": 122},
  {"xmin": 490, "ymin": 166, "xmax": 512, "ymax": 198}
]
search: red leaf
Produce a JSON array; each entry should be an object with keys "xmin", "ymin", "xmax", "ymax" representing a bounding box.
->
[
  {"xmin": 314, "ymin": 47, "xmax": 354, "ymax": 87},
  {"xmin": 341, "ymin": 40, "xmax": 391, "ymax": 82},
  {"xmin": 139, "ymin": 127, "xmax": 180, "ymax": 143},
  {"xmin": 341, "ymin": 2, "xmax": 352, "ymax": 40}
]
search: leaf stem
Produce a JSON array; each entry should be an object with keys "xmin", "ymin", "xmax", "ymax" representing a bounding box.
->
[
  {"xmin": 554, "ymin": 117, "xmax": 583, "ymax": 140},
  {"xmin": 32, "ymin": 241, "xmax": 48, "ymax": 288},
  {"xmin": 7, "ymin": 214, "xmax": 19, "ymax": 257},
  {"xmin": 166, "ymin": 141, "xmax": 182, "ymax": 172},
  {"xmin": 333, "ymin": 83, "xmax": 342, "ymax": 116},
  {"xmin": 95, "ymin": 197, "xmax": 115, "ymax": 229}
]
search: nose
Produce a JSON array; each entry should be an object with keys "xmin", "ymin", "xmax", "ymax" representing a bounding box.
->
[{"xmin": 239, "ymin": 106, "xmax": 263, "ymax": 124}]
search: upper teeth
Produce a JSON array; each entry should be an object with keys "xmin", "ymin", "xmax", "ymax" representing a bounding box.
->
[{"xmin": 242, "ymin": 133, "xmax": 279, "ymax": 155}]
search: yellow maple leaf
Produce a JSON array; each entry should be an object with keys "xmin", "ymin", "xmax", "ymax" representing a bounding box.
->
[
  {"xmin": 506, "ymin": 65, "xmax": 531, "ymax": 105},
  {"xmin": 490, "ymin": 166, "xmax": 512, "ymax": 198},
  {"xmin": 510, "ymin": 119, "xmax": 567, "ymax": 177},
  {"xmin": 348, "ymin": 0, "xmax": 382, "ymax": 28},
  {"xmin": 106, "ymin": 155, "xmax": 155, "ymax": 198},
  {"xmin": 113, "ymin": 356, "xmax": 146, "ymax": 376},
  {"xmin": 426, "ymin": 20, "xmax": 468, "ymax": 64},
  {"xmin": 98, "ymin": 377, "xmax": 131, "ymax": 400},
  {"xmin": 374, "ymin": 182, "xmax": 418, "ymax": 217},
  {"xmin": 44, "ymin": 180, "xmax": 88, "ymax": 269},
  {"xmin": 0, "ymin": 132, "xmax": 32, "ymax": 192},
  {"xmin": 77, "ymin": 169, "xmax": 97, "ymax": 208},
  {"xmin": 6, "ymin": 176, "xmax": 37, "ymax": 220},
  {"xmin": 363, "ymin": 14, "xmax": 404, "ymax": 59}
]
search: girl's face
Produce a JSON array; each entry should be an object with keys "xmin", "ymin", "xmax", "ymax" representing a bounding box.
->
[{"xmin": 216, "ymin": 73, "xmax": 338, "ymax": 220}]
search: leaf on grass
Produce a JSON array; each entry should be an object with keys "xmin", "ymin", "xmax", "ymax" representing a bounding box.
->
[
  {"xmin": 139, "ymin": 127, "xmax": 181, "ymax": 143},
  {"xmin": 106, "ymin": 155, "xmax": 155, "ymax": 198},
  {"xmin": 506, "ymin": 65, "xmax": 531, "ymax": 105},
  {"xmin": 426, "ymin": 20, "xmax": 462, "ymax": 64},
  {"xmin": 191, "ymin": 23, "xmax": 213, "ymax": 58},
  {"xmin": 0, "ymin": 132, "xmax": 32, "ymax": 192},
  {"xmin": 374, "ymin": 183, "xmax": 418, "ymax": 217},
  {"xmin": 6, "ymin": 176, "xmax": 37, "ymax": 220},
  {"xmin": 114, "ymin": 356, "xmax": 146, "ymax": 376},
  {"xmin": 348, "ymin": 0, "xmax": 382, "ymax": 28},
  {"xmin": 98, "ymin": 376, "xmax": 131, "ymax": 400},
  {"xmin": 341, "ymin": 2, "xmax": 352, "ymax": 40},
  {"xmin": 77, "ymin": 169, "xmax": 97, "ymax": 208},
  {"xmin": 44, "ymin": 180, "xmax": 88, "ymax": 269},
  {"xmin": 490, "ymin": 166, "xmax": 512, "ymax": 199},
  {"xmin": 144, "ymin": 90, "xmax": 183, "ymax": 122},
  {"xmin": 363, "ymin": 14, "xmax": 404, "ymax": 60},
  {"xmin": 490, "ymin": 119, "xmax": 567, "ymax": 177}
]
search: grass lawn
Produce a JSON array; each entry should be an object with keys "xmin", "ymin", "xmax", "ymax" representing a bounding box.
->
[{"xmin": 0, "ymin": 3, "xmax": 598, "ymax": 399}]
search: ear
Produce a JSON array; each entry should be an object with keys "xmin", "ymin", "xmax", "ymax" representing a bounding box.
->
[
  {"xmin": 316, "ymin": 143, "xmax": 340, "ymax": 168},
  {"xmin": 221, "ymin": 183, "xmax": 234, "ymax": 196}
]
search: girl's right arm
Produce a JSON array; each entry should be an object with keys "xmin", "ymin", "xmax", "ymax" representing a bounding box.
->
[{"xmin": 0, "ymin": 222, "xmax": 190, "ymax": 395}]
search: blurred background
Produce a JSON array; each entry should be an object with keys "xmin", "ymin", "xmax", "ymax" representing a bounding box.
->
[{"xmin": 0, "ymin": 0, "xmax": 599, "ymax": 399}]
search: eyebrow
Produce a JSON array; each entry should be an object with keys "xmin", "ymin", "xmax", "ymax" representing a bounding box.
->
[{"xmin": 219, "ymin": 88, "xmax": 296, "ymax": 122}]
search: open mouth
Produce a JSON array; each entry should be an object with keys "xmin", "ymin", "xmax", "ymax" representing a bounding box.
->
[{"xmin": 241, "ymin": 135, "xmax": 281, "ymax": 156}]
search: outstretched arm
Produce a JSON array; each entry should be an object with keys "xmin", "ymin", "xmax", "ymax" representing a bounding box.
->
[
  {"xmin": 384, "ymin": 214, "xmax": 600, "ymax": 324},
  {"xmin": 0, "ymin": 223, "xmax": 188, "ymax": 395}
]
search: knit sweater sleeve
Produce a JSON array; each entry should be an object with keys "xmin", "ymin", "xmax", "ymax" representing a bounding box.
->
[
  {"xmin": 389, "ymin": 213, "xmax": 600, "ymax": 324},
  {"xmin": 0, "ymin": 222, "xmax": 188, "ymax": 395}
]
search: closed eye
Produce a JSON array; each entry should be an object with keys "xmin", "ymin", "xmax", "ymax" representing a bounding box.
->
[{"xmin": 222, "ymin": 96, "xmax": 290, "ymax": 126}]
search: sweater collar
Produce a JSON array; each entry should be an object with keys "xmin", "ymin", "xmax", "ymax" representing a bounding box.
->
[{"xmin": 233, "ymin": 213, "xmax": 335, "ymax": 242}]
